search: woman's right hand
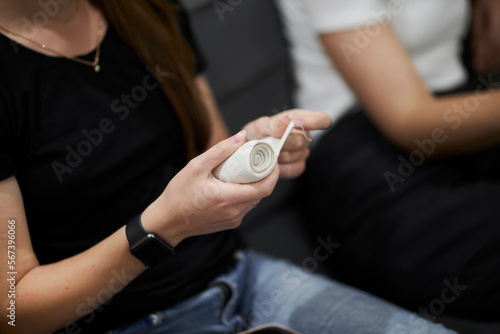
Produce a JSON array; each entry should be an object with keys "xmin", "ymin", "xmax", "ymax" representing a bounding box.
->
[{"xmin": 141, "ymin": 130, "xmax": 279, "ymax": 247}]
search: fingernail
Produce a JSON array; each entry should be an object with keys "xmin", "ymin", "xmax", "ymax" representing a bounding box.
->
[
  {"xmin": 294, "ymin": 120, "xmax": 304, "ymax": 128},
  {"xmin": 231, "ymin": 130, "xmax": 246, "ymax": 144}
]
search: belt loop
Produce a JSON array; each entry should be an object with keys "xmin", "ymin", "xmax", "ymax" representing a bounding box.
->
[{"xmin": 215, "ymin": 282, "xmax": 232, "ymax": 307}]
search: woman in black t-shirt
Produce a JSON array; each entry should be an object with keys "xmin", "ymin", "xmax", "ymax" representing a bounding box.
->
[{"xmin": 0, "ymin": 1, "xmax": 457, "ymax": 334}]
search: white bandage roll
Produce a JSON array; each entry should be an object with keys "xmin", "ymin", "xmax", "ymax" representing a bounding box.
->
[{"xmin": 214, "ymin": 121, "xmax": 295, "ymax": 183}]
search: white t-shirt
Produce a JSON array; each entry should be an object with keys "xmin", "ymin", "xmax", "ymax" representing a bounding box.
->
[{"xmin": 276, "ymin": 0, "xmax": 470, "ymax": 137}]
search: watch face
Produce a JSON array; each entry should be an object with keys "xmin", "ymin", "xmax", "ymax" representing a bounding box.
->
[{"xmin": 131, "ymin": 234, "xmax": 174, "ymax": 266}]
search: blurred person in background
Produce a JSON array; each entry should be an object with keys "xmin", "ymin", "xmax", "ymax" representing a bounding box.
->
[{"xmin": 276, "ymin": 0, "xmax": 500, "ymax": 327}]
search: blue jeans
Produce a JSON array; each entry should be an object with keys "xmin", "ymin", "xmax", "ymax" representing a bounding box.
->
[{"xmin": 107, "ymin": 250, "xmax": 456, "ymax": 334}]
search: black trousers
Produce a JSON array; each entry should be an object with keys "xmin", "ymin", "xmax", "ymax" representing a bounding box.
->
[{"xmin": 299, "ymin": 107, "xmax": 500, "ymax": 321}]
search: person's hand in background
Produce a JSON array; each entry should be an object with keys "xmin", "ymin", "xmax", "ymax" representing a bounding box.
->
[
  {"xmin": 243, "ymin": 109, "xmax": 332, "ymax": 178},
  {"xmin": 472, "ymin": 0, "xmax": 500, "ymax": 74}
]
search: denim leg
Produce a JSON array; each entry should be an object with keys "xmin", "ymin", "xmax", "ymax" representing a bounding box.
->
[
  {"xmin": 107, "ymin": 250, "xmax": 457, "ymax": 334},
  {"xmin": 107, "ymin": 284, "xmax": 231, "ymax": 334},
  {"xmin": 241, "ymin": 250, "xmax": 456, "ymax": 334},
  {"xmin": 211, "ymin": 250, "xmax": 255, "ymax": 333}
]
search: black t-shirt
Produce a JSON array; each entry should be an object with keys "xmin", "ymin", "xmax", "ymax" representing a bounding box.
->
[{"xmin": 0, "ymin": 10, "xmax": 239, "ymax": 334}]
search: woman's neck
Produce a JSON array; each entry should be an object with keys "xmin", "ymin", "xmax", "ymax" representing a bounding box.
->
[
  {"xmin": 0, "ymin": 0, "xmax": 81, "ymax": 26},
  {"xmin": 0, "ymin": 0, "xmax": 106, "ymax": 58}
]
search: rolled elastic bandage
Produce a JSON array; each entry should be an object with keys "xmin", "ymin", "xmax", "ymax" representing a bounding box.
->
[{"xmin": 213, "ymin": 121, "xmax": 295, "ymax": 183}]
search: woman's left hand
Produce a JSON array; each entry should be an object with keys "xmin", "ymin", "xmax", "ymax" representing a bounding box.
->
[{"xmin": 242, "ymin": 109, "xmax": 331, "ymax": 178}]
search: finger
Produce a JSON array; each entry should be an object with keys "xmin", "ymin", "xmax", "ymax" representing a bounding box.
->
[
  {"xmin": 281, "ymin": 131, "xmax": 312, "ymax": 151},
  {"xmin": 219, "ymin": 201, "xmax": 258, "ymax": 229},
  {"xmin": 246, "ymin": 164, "xmax": 279, "ymax": 199},
  {"xmin": 251, "ymin": 165, "xmax": 280, "ymax": 199},
  {"xmin": 198, "ymin": 130, "xmax": 246, "ymax": 170},
  {"xmin": 278, "ymin": 161, "xmax": 306, "ymax": 179},
  {"xmin": 250, "ymin": 114, "xmax": 291, "ymax": 140},
  {"xmin": 270, "ymin": 114, "xmax": 292, "ymax": 138},
  {"xmin": 278, "ymin": 148, "xmax": 310, "ymax": 164},
  {"xmin": 283, "ymin": 109, "xmax": 332, "ymax": 131},
  {"xmin": 244, "ymin": 116, "xmax": 271, "ymax": 140},
  {"xmin": 210, "ymin": 164, "xmax": 280, "ymax": 202}
]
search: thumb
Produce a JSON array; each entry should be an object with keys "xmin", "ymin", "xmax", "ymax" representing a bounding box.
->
[
  {"xmin": 271, "ymin": 115, "xmax": 292, "ymax": 138},
  {"xmin": 200, "ymin": 130, "xmax": 247, "ymax": 169}
]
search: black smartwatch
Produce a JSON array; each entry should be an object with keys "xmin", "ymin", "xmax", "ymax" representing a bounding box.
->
[{"xmin": 125, "ymin": 214, "xmax": 176, "ymax": 267}]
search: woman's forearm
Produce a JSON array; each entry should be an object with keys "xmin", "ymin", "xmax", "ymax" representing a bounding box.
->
[
  {"xmin": 2, "ymin": 226, "xmax": 146, "ymax": 334},
  {"xmin": 321, "ymin": 23, "xmax": 500, "ymax": 156},
  {"xmin": 378, "ymin": 89, "xmax": 500, "ymax": 155}
]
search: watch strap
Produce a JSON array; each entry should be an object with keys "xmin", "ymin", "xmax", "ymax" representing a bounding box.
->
[{"xmin": 125, "ymin": 214, "xmax": 175, "ymax": 267}]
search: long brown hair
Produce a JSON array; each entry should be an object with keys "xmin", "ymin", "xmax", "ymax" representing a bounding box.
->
[{"xmin": 91, "ymin": 0, "xmax": 210, "ymax": 159}]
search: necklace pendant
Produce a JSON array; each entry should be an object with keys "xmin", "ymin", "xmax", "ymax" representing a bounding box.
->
[{"xmin": 94, "ymin": 65, "xmax": 101, "ymax": 73}]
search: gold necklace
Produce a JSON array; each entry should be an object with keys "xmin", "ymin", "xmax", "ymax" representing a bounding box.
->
[{"xmin": 0, "ymin": 19, "xmax": 104, "ymax": 72}]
